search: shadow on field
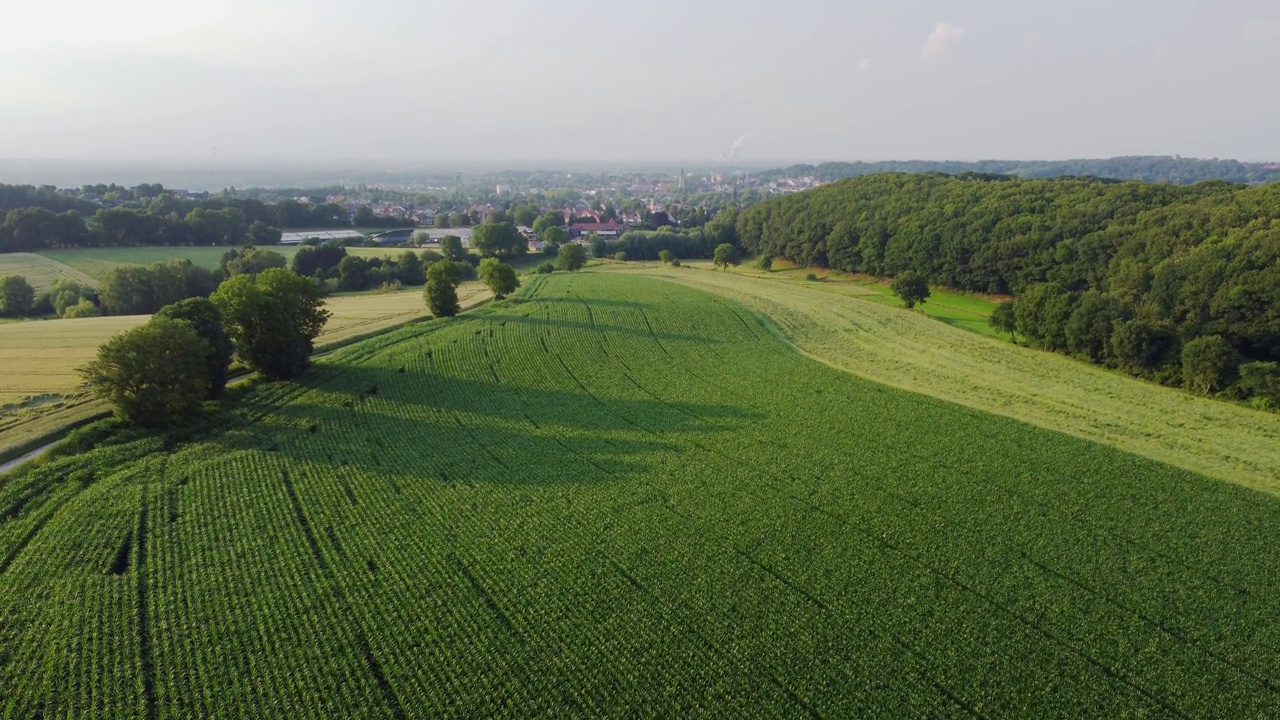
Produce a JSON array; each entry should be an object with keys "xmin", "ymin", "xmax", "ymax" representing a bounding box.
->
[
  {"xmin": 212, "ymin": 362, "xmax": 761, "ymax": 486},
  {"xmin": 526, "ymin": 295, "xmax": 654, "ymax": 310},
  {"xmin": 491, "ymin": 311, "xmax": 720, "ymax": 346}
]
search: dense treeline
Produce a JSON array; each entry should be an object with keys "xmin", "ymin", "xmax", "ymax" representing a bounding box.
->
[
  {"xmin": 592, "ymin": 210, "xmax": 739, "ymax": 261},
  {"xmin": 738, "ymin": 173, "xmax": 1280, "ymax": 401},
  {"xmin": 0, "ymin": 206, "xmax": 282, "ymax": 252},
  {"xmin": 764, "ymin": 157, "xmax": 1280, "ymax": 185}
]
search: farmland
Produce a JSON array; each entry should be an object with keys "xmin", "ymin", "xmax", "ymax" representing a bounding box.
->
[
  {"xmin": 0, "ymin": 284, "xmax": 491, "ymax": 460},
  {"xmin": 0, "ymin": 252, "xmax": 100, "ymax": 293},
  {"xmin": 3, "ymin": 271, "xmax": 1280, "ymax": 716},
  {"xmin": 627, "ymin": 265, "xmax": 1280, "ymax": 495}
]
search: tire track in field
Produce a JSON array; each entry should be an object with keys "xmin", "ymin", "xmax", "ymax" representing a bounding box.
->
[{"xmin": 281, "ymin": 468, "xmax": 407, "ymax": 720}]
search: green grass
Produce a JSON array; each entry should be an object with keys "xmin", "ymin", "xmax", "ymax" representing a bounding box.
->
[
  {"xmin": 0, "ymin": 253, "xmax": 101, "ymax": 292},
  {"xmin": 3, "ymin": 272, "xmax": 1280, "ymax": 716},
  {"xmin": 625, "ymin": 265, "xmax": 1280, "ymax": 494}
]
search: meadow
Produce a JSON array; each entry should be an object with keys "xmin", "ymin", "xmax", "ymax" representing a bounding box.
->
[
  {"xmin": 2, "ymin": 272, "xmax": 1280, "ymax": 716},
  {"xmin": 632, "ymin": 265, "xmax": 1280, "ymax": 495},
  {"xmin": 0, "ymin": 253, "xmax": 101, "ymax": 292}
]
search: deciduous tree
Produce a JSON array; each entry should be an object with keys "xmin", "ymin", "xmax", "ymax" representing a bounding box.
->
[{"xmin": 80, "ymin": 316, "xmax": 210, "ymax": 427}]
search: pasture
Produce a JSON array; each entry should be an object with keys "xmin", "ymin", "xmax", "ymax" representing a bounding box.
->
[{"xmin": 2, "ymin": 272, "xmax": 1280, "ymax": 716}]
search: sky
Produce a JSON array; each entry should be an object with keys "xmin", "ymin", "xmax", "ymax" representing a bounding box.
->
[{"xmin": 1, "ymin": 0, "xmax": 1278, "ymax": 164}]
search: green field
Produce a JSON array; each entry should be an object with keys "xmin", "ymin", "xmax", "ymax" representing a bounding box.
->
[
  {"xmin": 629, "ymin": 265, "xmax": 1280, "ymax": 495},
  {"xmin": 0, "ymin": 253, "xmax": 101, "ymax": 293},
  {"xmin": 3, "ymin": 272, "xmax": 1280, "ymax": 716}
]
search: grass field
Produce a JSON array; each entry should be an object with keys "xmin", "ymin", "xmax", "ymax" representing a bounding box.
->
[
  {"xmin": 682, "ymin": 258, "xmax": 1003, "ymax": 337},
  {"xmin": 0, "ymin": 253, "xmax": 102, "ymax": 292},
  {"xmin": 2, "ymin": 272, "xmax": 1280, "ymax": 716},
  {"xmin": 0, "ymin": 284, "xmax": 491, "ymax": 460},
  {"xmin": 626, "ymin": 265, "xmax": 1280, "ymax": 494}
]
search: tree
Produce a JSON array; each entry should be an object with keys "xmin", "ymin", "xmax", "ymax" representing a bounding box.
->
[
  {"xmin": 531, "ymin": 212, "xmax": 564, "ymax": 235},
  {"xmin": 1110, "ymin": 318, "xmax": 1180, "ymax": 372},
  {"xmin": 292, "ymin": 243, "xmax": 346, "ymax": 278},
  {"xmin": 434, "ymin": 213, "xmax": 451, "ymax": 229},
  {"xmin": 1015, "ymin": 282, "xmax": 1075, "ymax": 350},
  {"xmin": 471, "ymin": 221, "xmax": 527, "ymax": 258},
  {"xmin": 223, "ymin": 247, "xmax": 287, "ymax": 277},
  {"xmin": 337, "ymin": 255, "xmax": 371, "ymax": 291},
  {"xmin": 424, "ymin": 259, "xmax": 462, "ymax": 317},
  {"xmin": 557, "ymin": 242, "xmax": 586, "ymax": 271},
  {"xmin": 244, "ymin": 221, "xmax": 282, "ymax": 246},
  {"xmin": 713, "ymin": 243, "xmax": 740, "ymax": 272},
  {"xmin": 478, "ymin": 258, "xmax": 520, "ymax": 299},
  {"xmin": 62, "ymin": 298, "xmax": 102, "ymax": 318},
  {"xmin": 1181, "ymin": 335, "xmax": 1239, "ymax": 395},
  {"xmin": 1064, "ymin": 290, "xmax": 1123, "ymax": 362},
  {"xmin": 1239, "ymin": 362, "xmax": 1280, "ymax": 404},
  {"xmin": 658, "ymin": 249, "xmax": 675, "ymax": 265},
  {"xmin": 989, "ymin": 300, "xmax": 1018, "ymax": 341},
  {"xmin": 540, "ymin": 225, "xmax": 569, "ymax": 248},
  {"xmin": 0, "ymin": 275, "xmax": 35, "ymax": 316},
  {"xmin": 890, "ymin": 271, "xmax": 930, "ymax": 309},
  {"xmin": 155, "ymin": 298, "xmax": 232, "ymax": 399},
  {"xmin": 395, "ymin": 250, "xmax": 425, "ymax": 285},
  {"xmin": 440, "ymin": 235, "xmax": 467, "ymax": 261},
  {"xmin": 80, "ymin": 316, "xmax": 210, "ymax": 427},
  {"xmin": 211, "ymin": 268, "xmax": 330, "ymax": 380}
]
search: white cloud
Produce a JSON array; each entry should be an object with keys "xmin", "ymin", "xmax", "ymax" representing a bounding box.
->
[
  {"xmin": 921, "ymin": 22, "xmax": 965, "ymax": 63},
  {"xmin": 857, "ymin": 58, "xmax": 874, "ymax": 77}
]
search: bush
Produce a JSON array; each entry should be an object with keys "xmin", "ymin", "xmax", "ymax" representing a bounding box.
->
[
  {"xmin": 758, "ymin": 254, "xmax": 773, "ymax": 271},
  {"xmin": 671, "ymin": 259, "xmax": 681, "ymax": 267},
  {"xmin": 535, "ymin": 262, "xmax": 555, "ymax": 274},
  {"xmin": 62, "ymin": 298, "xmax": 103, "ymax": 318},
  {"xmin": 613, "ymin": 252, "xmax": 628, "ymax": 262},
  {"xmin": 80, "ymin": 316, "xmax": 211, "ymax": 427},
  {"xmin": 805, "ymin": 272, "xmax": 818, "ymax": 281}
]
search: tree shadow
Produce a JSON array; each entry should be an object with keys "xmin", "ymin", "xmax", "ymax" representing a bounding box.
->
[{"xmin": 211, "ymin": 362, "xmax": 761, "ymax": 487}]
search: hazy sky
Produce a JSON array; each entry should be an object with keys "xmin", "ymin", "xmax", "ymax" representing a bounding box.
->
[{"xmin": 2, "ymin": 0, "xmax": 1278, "ymax": 163}]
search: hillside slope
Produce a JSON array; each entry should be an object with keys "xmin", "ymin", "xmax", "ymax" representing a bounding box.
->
[
  {"xmin": 3, "ymin": 273, "xmax": 1280, "ymax": 716},
  {"xmin": 631, "ymin": 266, "xmax": 1280, "ymax": 494}
]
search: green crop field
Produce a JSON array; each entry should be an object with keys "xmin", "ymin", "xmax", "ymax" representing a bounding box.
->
[
  {"xmin": 628, "ymin": 265, "xmax": 1280, "ymax": 494},
  {"xmin": 3, "ymin": 272, "xmax": 1280, "ymax": 716}
]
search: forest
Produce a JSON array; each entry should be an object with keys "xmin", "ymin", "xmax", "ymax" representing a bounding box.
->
[
  {"xmin": 737, "ymin": 173, "xmax": 1280, "ymax": 399},
  {"xmin": 763, "ymin": 157, "xmax": 1280, "ymax": 185}
]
